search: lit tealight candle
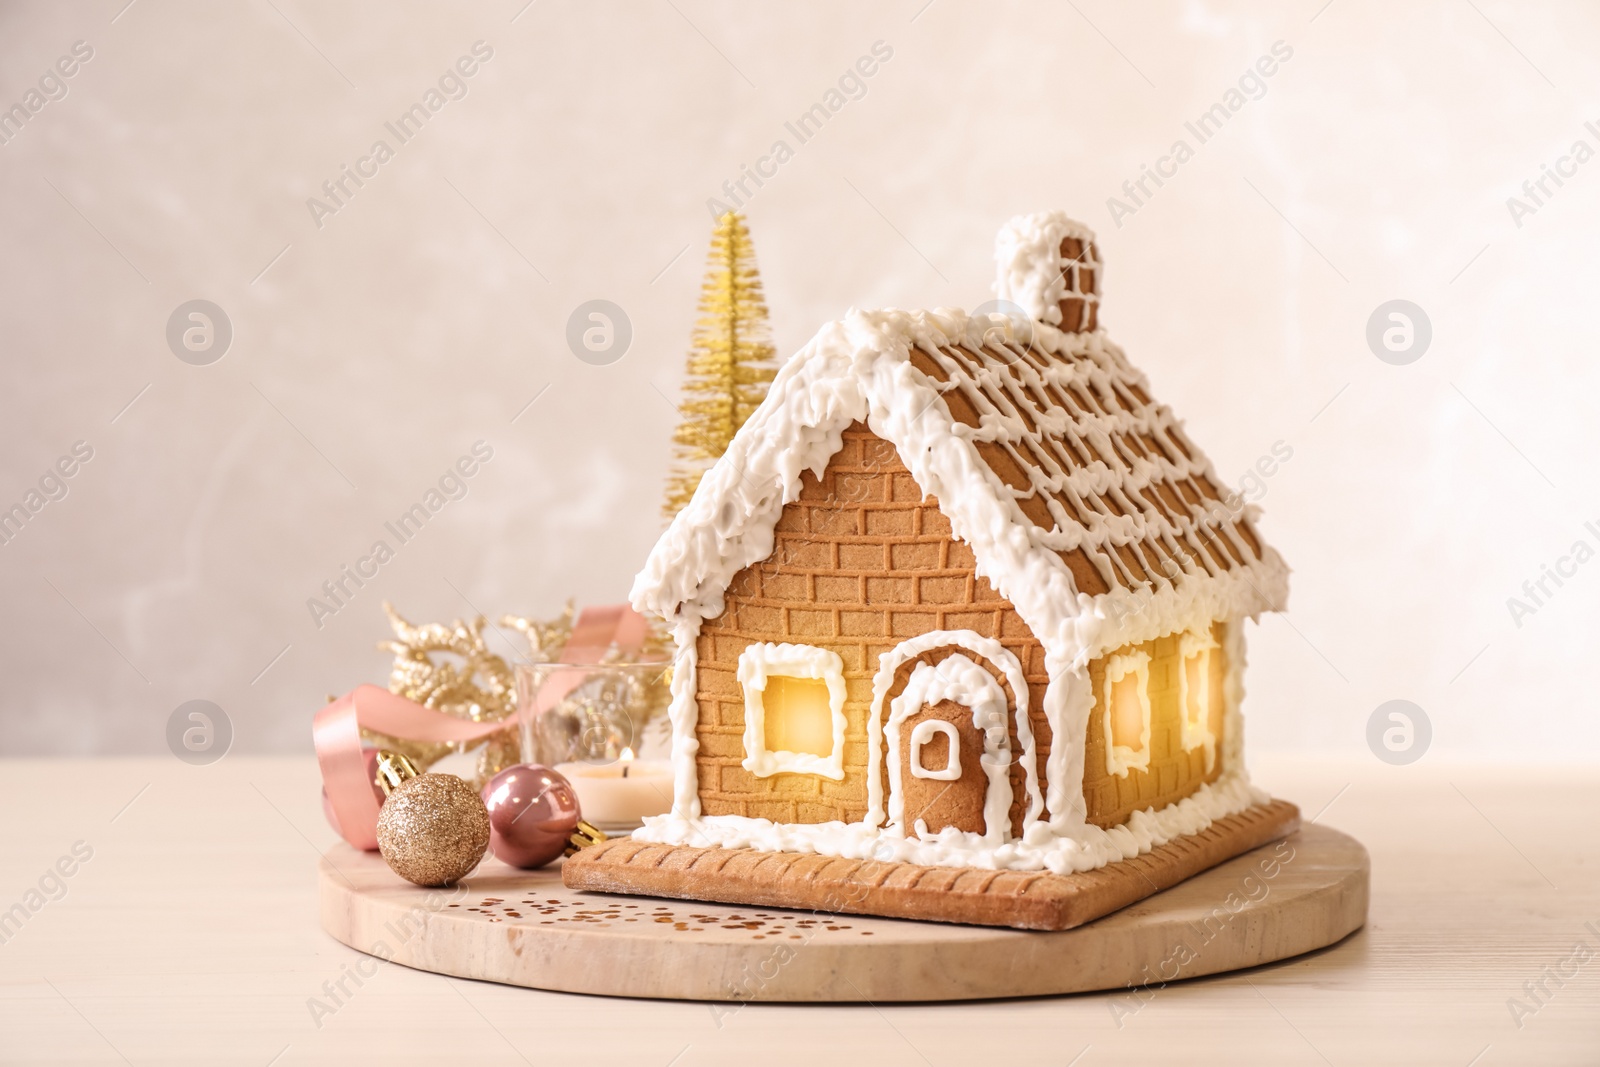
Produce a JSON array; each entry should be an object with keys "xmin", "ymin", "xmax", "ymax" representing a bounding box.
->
[{"xmin": 554, "ymin": 751, "xmax": 674, "ymax": 832}]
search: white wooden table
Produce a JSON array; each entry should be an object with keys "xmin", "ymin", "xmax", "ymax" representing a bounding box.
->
[{"xmin": 1, "ymin": 755, "xmax": 1595, "ymax": 1066}]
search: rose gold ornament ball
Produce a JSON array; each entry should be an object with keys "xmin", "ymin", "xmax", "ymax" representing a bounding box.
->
[
  {"xmin": 480, "ymin": 764, "xmax": 581, "ymax": 869},
  {"xmin": 375, "ymin": 773, "xmax": 490, "ymax": 887}
]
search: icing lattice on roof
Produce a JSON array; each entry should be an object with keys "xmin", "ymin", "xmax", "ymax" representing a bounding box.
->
[{"xmin": 633, "ymin": 215, "xmax": 1288, "ymax": 665}]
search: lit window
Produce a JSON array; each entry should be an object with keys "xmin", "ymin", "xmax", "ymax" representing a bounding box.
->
[
  {"xmin": 1103, "ymin": 650, "xmax": 1151, "ymax": 777},
  {"xmin": 737, "ymin": 643, "xmax": 848, "ymax": 780},
  {"xmin": 1178, "ymin": 630, "xmax": 1219, "ymax": 771}
]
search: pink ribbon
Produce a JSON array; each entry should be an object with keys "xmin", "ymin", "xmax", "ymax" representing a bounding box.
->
[
  {"xmin": 530, "ymin": 603, "xmax": 650, "ymax": 716},
  {"xmin": 314, "ymin": 685, "xmax": 508, "ymax": 851},
  {"xmin": 314, "ymin": 604, "xmax": 648, "ymax": 851}
]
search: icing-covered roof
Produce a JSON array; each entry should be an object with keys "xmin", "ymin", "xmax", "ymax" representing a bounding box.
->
[{"xmin": 632, "ymin": 213, "xmax": 1288, "ymax": 666}]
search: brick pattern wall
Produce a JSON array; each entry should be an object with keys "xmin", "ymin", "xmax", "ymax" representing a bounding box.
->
[
  {"xmin": 692, "ymin": 421, "xmax": 1230, "ymax": 834},
  {"xmin": 1081, "ymin": 620, "xmax": 1228, "ymax": 827},
  {"xmin": 694, "ymin": 423, "xmax": 1053, "ymax": 831}
]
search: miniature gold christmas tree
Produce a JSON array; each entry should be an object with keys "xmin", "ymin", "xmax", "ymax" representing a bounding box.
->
[{"xmin": 663, "ymin": 212, "xmax": 779, "ymax": 518}]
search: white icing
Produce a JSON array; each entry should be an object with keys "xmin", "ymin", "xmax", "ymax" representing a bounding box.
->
[
  {"xmin": 629, "ymin": 301, "xmax": 1287, "ymax": 670},
  {"xmin": 663, "ymin": 617, "xmax": 706, "ymax": 819},
  {"xmin": 993, "ymin": 210, "xmax": 1099, "ymax": 327},
  {"xmin": 1044, "ymin": 658, "xmax": 1092, "ymax": 834},
  {"xmin": 735, "ymin": 642, "xmax": 848, "ymax": 781},
  {"xmin": 907, "ymin": 720, "xmax": 961, "ymax": 781},
  {"xmin": 1222, "ymin": 617, "xmax": 1248, "ymax": 775},
  {"xmin": 629, "ymin": 213, "xmax": 1289, "ymax": 875},
  {"xmin": 885, "ymin": 655, "xmax": 1011, "ymax": 844},
  {"xmin": 637, "ymin": 615, "xmax": 1268, "ymax": 873},
  {"xmin": 634, "ymin": 771, "xmax": 1268, "ymax": 875},
  {"xmin": 1102, "ymin": 650, "xmax": 1153, "ymax": 778},
  {"xmin": 865, "ymin": 630, "xmax": 1042, "ymax": 832},
  {"xmin": 1178, "ymin": 629, "xmax": 1220, "ymax": 772}
]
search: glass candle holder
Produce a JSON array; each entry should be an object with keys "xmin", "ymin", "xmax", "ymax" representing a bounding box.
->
[
  {"xmin": 516, "ymin": 660, "xmax": 675, "ymax": 832},
  {"xmin": 515, "ymin": 661, "xmax": 672, "ymax": 767}
]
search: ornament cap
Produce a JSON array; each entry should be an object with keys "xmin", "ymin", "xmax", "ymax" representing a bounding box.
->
[
  {"xmin": 374, "ymin": 750, "xmax": 422, "ymax": 796},
  {"xmin": 565, "ymin": 820, "xmax": 608, "ymax": 856}
]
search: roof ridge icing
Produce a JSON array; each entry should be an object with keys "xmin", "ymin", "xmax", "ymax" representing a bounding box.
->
[{"xmin": 632, "ymin": 298, "xmax": 1287, "ymax": 666}]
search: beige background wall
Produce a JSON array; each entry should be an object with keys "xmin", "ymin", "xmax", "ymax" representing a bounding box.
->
[{"xmin": 2, "ymin": 0, "xmax": 1595, "ymax": 758}]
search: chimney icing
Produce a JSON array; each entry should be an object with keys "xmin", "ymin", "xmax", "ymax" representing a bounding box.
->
[{"xmin": 994, "ymin": 212, "xmax": 1101, "ymax": 332}]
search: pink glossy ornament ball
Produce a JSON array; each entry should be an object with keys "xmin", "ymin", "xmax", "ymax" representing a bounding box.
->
[
  {"xmin": 480, "ymin": 764, "xmax": 581, "ymax": 869},
  {"xmin": 321, "ymin": 746, "xmax": 385, "ymax": 847}
]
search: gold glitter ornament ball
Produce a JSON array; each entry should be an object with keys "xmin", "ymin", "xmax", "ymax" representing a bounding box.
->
[{"xmin": 375, "ymin": 773, "xmax": 491, "ymax": 887}]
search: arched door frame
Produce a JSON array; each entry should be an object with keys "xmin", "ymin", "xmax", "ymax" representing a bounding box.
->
[
  {"xmin": 863, "ymin": 629, "xmax": 1043, "ymax": 835},
  {"xmin": 884, "ymin": 654, "xmax": 1012, "ymax": 843}
]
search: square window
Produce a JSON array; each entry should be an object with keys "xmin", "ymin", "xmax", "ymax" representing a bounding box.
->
[
  {"xmin": 1103, "ymin": 650, "xmax": 1151, "ymax": 777},
  {"xmin": 1178, "ymin": 630, "xmax": 1219, "ymax": 771},
  {"xmin": 737, "ymin": 643, "xmax": 848, "ymax": 780},
  {"xmin": 762, "ymin": 676, "xmax": 833, "ymax": 757}
]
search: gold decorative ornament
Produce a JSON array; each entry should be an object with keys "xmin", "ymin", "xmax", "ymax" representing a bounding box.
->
[
  {"xmin": 373, "ymin": 752, "xmax": 491, "ymax": 888},
  {"xmin": 366, "ymin": 601, "xmax": 671, "ymax": 785},
  {"xmin": 497, "ymin": 608, "xmax": 578, "ymax": 663},
  {"xmin": 367, "ymin": 602, "xmax": 576, "ymax": 784},
  {"xmin": 379, "ymin": 602, "xmax": 519, "ymax": 716}
]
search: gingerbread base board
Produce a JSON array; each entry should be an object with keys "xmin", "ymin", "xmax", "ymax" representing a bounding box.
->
[
  {"xmin": 318, "ymin": 816, "xmax": 1366, "ymax": 1002},
  {"xmin": 563, "ymin": 800, "xmax": 1300, "ymax": 931}
]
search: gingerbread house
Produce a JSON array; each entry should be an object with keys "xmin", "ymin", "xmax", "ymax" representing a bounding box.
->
[{"xmin": 565, "ymin": 212, "xmax": 1297, "ymax": 930}]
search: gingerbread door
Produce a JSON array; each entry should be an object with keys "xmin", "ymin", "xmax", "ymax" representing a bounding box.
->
[{"xmin": 885, "ymin": 653, "xmax": 1014, "ymax": 842}]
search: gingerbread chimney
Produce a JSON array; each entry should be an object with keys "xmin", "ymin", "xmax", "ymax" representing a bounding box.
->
[{"xmin": 993, "ymin": 212, "xmax": 1102, "ymax": 333}]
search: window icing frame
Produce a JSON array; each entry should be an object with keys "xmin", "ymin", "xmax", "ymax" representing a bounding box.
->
[
  {"xmin": 1178, "ymin": 629, "xmax": 1220, "ymax": 772},
  {"xmin": 736, "ymin": 642, "xmax": 848, "ymax": 780},
  {"xmin": 1103, "ymin": 649, "xmax": 1152, "ymax": 778}
]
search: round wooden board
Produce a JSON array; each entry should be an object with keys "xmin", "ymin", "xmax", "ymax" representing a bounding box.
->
[{"xmin": 318, "ymin": 824, "xmax": 1367, "ymax": 1002}]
